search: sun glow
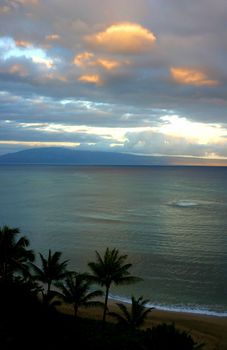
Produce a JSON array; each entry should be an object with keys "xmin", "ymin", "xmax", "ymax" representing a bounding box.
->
[
  {"xmin": 0, "ymin": 141, "xmax": 80, "ymax": 147},
  {"xmin": 159, "ymin": 116, "xmax": 226, "ymax": 144}
]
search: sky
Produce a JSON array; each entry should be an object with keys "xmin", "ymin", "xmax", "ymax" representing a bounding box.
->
[{"xmin": 0, "ymin": 0, "xmax": 227, "ymax": 164}]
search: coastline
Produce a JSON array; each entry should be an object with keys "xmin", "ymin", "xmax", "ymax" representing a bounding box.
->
[
  {"xmin": 58, "ymin": 300, "xmax": 227, "ymax": 350},
  {"xmin": 108, "ymin": 294, "xmax": 227, "ymax": 318}
]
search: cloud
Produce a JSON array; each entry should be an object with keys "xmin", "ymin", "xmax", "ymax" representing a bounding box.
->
[
  {"xmin": 1, "ymin": 37, "xmax": 56, "ymax": 69},
  {"xmin": 86, "ymin": 22, "xmax": 156, "ymax": 54},
  {"xmin": 97, "ymin": 58, "xmax": 122, "ymax": 70},
  {"xmin": 45, "ymin": 34, "xmax": 60, "ymax": 41},
  {"xmin": 73, "ymin": 52, "xmax": 94, "ymax": 66},
  {"xmin": 158, "ymin": 115, "xmax": 227, "ymax": 144},
  {"xmin": 124, "ymin": 129, "xmax": 227, "ymax": 159},
  {"xmin": 0, "ymin": 91, "xmax": 166, "ymax": 128},
  {"xmin": 0, "ymin": 55, "xmax": 55, "ymax": 83},
  {"xmin": 78, "ymin": 74, "xmax": 102, "ymax": 85},
  {"xmin": 31, "ymin": 56, "xmax": 54, "ymax": 68},
  {"xmin": 0, "ymin": 140, "xmax": 78, "ymax": 147},
  {"xmin": 170, "ymin": 67, "xmax": 219, "ymax": 87},
  {"xmin": 73, "ymin": 52, "xmax": 122, "ymax": 70},
  {"xmin": 0, "ymin": 0, "xmax": 227, "ymax": 160},
  {"xmin": 15, "ymin": 40, "xmax": 32, "ymax": 47},
  {"xmin": 14, "ymin": 0, "xmax": 38, "ymax": 4},
  {"xmin": 0, "ymin": 119, "xmax": 127, "ymax": 155},
  {"xmin": 0, "ymin": 0, "xmax": 38, "ymax": 14},
  {"xmin": 8, "ymin": 63, "xmax": 28, "ymax": 77},
  {"xmin": 0, "ymin": 5, "xmax": 11, "ymax": 14}
]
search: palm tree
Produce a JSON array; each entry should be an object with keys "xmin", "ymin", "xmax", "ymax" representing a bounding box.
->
[
  {"xmin": 57, "ymin": 272, "xmax": 104, "ymax": 318},
  {"xmin": 0, "ymin": 225, "xmax": 34, "ymax": 280},
  {"xmin": 88, "ymin": 247, "xmax": 141, "ymax": 322},
  {"xmin": 109, "ymin": 296, "xmax": 154, "ymax": 331},
  {"xmin": 31, "ymin": 249, "xmax": 68, "ymax": 302}
]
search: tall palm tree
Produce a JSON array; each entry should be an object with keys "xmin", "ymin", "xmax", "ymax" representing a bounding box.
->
[
  {"xmin": 57, "ymin": 272, "xmax": 104, "ymax": 318},
  {"xmin": 109, "ymin": 296, "xmax": 154, "ymax": 331},
  {"xmin": 88, "ymin": 247, "xmax": 141, "ymax": 322},
  {"xmin": 31, "ymin": 249, "xmax": 68, "ymax": 301},
  {"xmin": 0, "ymin": 225, "xmax": 34, "ymax": 280}
]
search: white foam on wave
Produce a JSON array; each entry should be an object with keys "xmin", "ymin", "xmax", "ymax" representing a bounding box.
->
[
  {"xmin": 109, "ymin": 294, "xmax": 227, "ymax": 317},
  {"xmin": 172, "ymin": 200, "xmax": 199, "ymax": 207},
  {"xmin": 171, "ymin": 199, "xmax": 224, "ymax": 208}
]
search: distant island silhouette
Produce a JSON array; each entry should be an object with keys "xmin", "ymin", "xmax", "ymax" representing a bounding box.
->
[{"xmin": 0, "ymin": 147, "xmax": 226, "ymax": 166}]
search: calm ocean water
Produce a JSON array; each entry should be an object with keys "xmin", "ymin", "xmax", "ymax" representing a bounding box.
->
[{"xmin": 0, "ymin": 165, "xmax": 227, "ymax": 316}]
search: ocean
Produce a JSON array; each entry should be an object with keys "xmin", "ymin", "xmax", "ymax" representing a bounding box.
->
[{"xmin": 0, "ymin": 165, "xmax": 227, "ymax": 316}]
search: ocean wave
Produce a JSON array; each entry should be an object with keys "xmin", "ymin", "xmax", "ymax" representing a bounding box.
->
[
  {"xmin": 78, "ymin": 213, "xmax": 127, "ymax": 223},
  {"xmin": 171, "ymin": 200, "xmax": 199, "ymax": 208},
  {"xmin": 78, "ymin": 210, "xmax": 147, "ymax": 222},
  {"xmin": 169, "ymin": 199, "xmax": 223, "ymax": 208},
  {"xmin": 109, "ymin": 294, "xmax": 227, "ymax": 317}
]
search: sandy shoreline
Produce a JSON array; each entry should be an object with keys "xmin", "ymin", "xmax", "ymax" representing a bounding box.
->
[{"xmin": 58, "ymin": 300, "xmax": 227, "ymax": 350}]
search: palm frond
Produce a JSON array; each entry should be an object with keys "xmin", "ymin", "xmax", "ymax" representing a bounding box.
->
[{"xmin": 109, "ymin": 296, "xmax": 154, "ymax": 329}]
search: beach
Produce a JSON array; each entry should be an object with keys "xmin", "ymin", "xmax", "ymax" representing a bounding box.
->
[{"xmin": 59, "ymin": 300, "xmax": 227, "ymax": 350}]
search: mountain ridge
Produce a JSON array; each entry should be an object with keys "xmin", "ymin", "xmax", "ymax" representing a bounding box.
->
[
  {"xmin": 0, "ymin": 147, "xmax": 226, "ymax": 166},
  {"xmin": 0, "ymin": 147, "xmax": 170, "ymax": 165}
]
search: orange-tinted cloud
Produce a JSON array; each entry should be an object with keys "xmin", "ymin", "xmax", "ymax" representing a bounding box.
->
[
  {"xmin": 170, "ymin": 67, "xmax": 219, "ymax": 87},
  {"xmin": 86, "ymin": 22, "xmax": 156, "ymax": 54},
  {"xmin": 96, "ymin": 58, "xmax": 121, "ymax": 70},
  {"xmin": 78, "ymin": 74, "xmax": 102, "ymax": 85},
  {"xmin": 74, "ymin": 52, "xmax": 94, "ymax": 67},
  {"xmin": 16, "ymin": 40, "xmax": 32, "ymax": 47},
  {"xmin": 73, "ymin": 52, "xmax": 122, "ymax": 70}
]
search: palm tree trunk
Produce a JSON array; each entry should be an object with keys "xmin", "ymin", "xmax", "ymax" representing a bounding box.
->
[
  {"xmin": 2, "ymin": 262, "xmax": 7, "ymax": 280},
  {"xmin": 74, "ymin": 304, "xmax": 78, "ymax": 318},
  {"xmin": 103, "ymin": 285, "xmax": 109, "ymax": 323},
  {"xmin": 47, "ymin": 280, "xmax": 51, "ymax": 296}
]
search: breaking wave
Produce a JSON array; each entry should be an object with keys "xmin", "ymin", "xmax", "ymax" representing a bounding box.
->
[{"xmin": 109, "ymin": 294, "xmax": 227, "ymax": 317}]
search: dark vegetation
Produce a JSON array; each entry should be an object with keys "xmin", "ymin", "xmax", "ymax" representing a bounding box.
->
[{"xmin": 0, "ymin": 225, "xmax": 204, "ymax": 349}]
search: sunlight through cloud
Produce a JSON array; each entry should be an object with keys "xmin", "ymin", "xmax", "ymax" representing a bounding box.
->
[
  {"xmin": 78, "ymin": 74, "xmax": 102, "ymax": 85},
  {"xmin": 159, "ymin": 115, "xmax": 226, "ymax": 144},
  {"xmin": 74, "ymin": 52, "xmax": 123, "ymax": 70},
  {"xmin": 170, "ymin": 67, "xmax": 219, "ymax": 87},
  {"xmin": 86, "ymin": 22, "xmax": 156, "ymax": 54},
  {"xmin": 0, "ymin": 37, "xmax": 54, "ymax": 68}
]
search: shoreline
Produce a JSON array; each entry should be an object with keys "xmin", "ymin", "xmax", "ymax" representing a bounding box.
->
[
  {"xmin": 58, "ymin": 299, "xmax": 227, "ymax": 350},
  {"xmin": 108, "ymin": 295, "xmax": 227, "ymax": 318}
]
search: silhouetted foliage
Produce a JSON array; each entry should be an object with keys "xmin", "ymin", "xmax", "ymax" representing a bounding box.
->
[
  {"xmin": 88, "ymin": 247, "xmax": 142, "ymax": 322},
  {"xmin": 57, "ymin": 271, "xmax": 104, "ymax": 317},
  {"xmin": 144, "ymin": 323, "xmax": 204, "ymax": 350},
  {"xmin": 0, "ymin": 229, "xmax": 205, "ymax": 350},
  {"xmin": 0, "ymin": 225, "xmax": 34, "ymax": 281},
  {"xmin": 109, "ymin": 295, "xmax": 154, "ymax": 331},
  {"xmin": 30, "ymin": 249, "xmax": 68, "ymax": 303}
]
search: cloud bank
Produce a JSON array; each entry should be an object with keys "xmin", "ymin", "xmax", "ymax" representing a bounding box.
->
[{"xmin": 0, "ymin": 0, "xmax": 227, "ymax": 162}]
